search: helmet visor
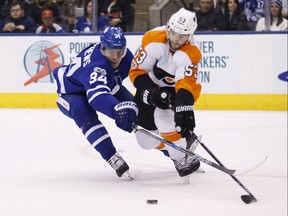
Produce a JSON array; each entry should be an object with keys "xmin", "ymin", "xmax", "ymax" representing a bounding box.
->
[{"xmin": 102, "ymin": 47, "xmax": 127, "ymax": 59}]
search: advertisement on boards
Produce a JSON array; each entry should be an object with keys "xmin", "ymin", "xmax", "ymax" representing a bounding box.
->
[{"xmin": 0, "ymin": 33, "xmax": 287, "ymax": 96}]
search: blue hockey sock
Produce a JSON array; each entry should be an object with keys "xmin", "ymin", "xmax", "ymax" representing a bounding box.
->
[{"xmin": 82, "ymin": 120, "xmax": 116, "ymax": 161}]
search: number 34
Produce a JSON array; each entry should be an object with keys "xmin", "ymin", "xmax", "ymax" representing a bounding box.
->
[{"xmin": 89, "ymin": 71, "xmax": 107, "ymax": 85}]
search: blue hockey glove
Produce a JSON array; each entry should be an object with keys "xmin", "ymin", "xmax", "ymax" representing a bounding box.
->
[
  {"xmin": 174, "ymin": 89, "xmax": 195, "ymax": 138},
  {"xmin": 113, "ymin": 101, "xmax": 138, "ymax": 133}
]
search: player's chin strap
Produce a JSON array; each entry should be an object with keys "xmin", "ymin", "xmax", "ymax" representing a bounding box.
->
[{"xmin": 132, "ymin": 123, "xmax": 257, "ymax": 204}]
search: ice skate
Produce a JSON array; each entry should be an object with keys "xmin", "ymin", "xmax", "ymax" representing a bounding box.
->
[
  {"xmin": 172, "ymin": 156, "xmax": 200, "ymax": 177},
  {"xmin": 107, "ymin": 152, "xmax": 132, "ymax": 179},
  {"xmin": 185, "ymin": 134, "xmax": 200, "ymax": 155},
  {"xmin": 185, "ymin": 135, "xmax": 204, "ymax": 173}
]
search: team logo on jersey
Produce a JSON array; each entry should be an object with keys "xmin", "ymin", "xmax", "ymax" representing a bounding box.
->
[
  {"xmin": 23, "ymin": 41, "xmax": 64, "ymax": 86},
  {"xmin": 93, "ymin": 67, "xmax": 107, "ymax": 75},
  {"xmin": 153, "ymin": 62, "xmax": 175, "ymax": 85}
]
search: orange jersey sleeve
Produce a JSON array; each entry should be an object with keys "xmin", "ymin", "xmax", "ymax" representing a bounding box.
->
[
  {"xmin": 129, "ymin": 29, "xmax": 167, "ymax": 84},
  {"xmin": 175, "ymin": 43, "xmax": 202, "ymax": 102}
]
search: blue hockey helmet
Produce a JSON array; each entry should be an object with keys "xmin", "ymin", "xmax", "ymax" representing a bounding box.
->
[{"xmin": 100, "ymin": 27, "xmax": 126, "ymax": 49}]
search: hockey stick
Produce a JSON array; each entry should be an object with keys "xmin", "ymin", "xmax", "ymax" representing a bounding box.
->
[
  {"xmin": 188, "ymin": 134, "xmax": 267, "ymax": 175},
  {"xmin": 154, "ymin": 93, "xmax": 257, "ymax": 203},
  {"xmin": 235, "ymin": 156, "xmax": 268, "ymax": 176},
  {"xmin": 191, "ymin": 133, "xmax": 257, "ymax": 204},
  {"xmin": 132, "ymin": 124, "xmax": 236, "ymax": 175}
]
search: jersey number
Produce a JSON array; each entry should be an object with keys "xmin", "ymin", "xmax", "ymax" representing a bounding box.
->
[
  {"xmin": 184, "ymin": 65, "xmax": 198, "ymax": 78},
  {"xmin": 134, "ymin": 46, "xmax": 147, "ymax": 64},
  {"xmin": 67, "ymin": 57, "xmax": 81, "ymax": 77},
  {"xmin": 89, "ymin": 72, "xmax": 107, "ymax": 85}
]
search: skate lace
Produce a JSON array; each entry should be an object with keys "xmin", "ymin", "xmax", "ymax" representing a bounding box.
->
[
  {"xmin": 107, "ymin": 153, "xmax": 125, "ymax": 170},
  {"xmin": 187, "ymin": 157, "xmax": 199, "ymax": 165},
  {"xmin": 174, "ymin": 157, "xmax": 198, "ymax": 170},
  {"xmin": 173, "ymin": 157, "xmax": 188, "ymax": 170}
]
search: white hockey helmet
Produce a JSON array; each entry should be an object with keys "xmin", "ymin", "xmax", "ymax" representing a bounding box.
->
[{"xmin": 167, "ymin": 8, "xmax": 197, "ymax": 35}]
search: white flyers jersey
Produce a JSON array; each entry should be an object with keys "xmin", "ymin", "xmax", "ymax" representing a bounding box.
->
[{"xmin": 129, "ymin": 26, "xmax": 202, "ymax": 102}]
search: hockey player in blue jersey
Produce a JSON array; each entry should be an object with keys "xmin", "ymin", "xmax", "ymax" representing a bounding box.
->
[{"xmin": 53, "ymin": 27, "xmax": 138, "ymax": 178}]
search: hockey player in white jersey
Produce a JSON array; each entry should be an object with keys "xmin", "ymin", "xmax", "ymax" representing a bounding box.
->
[
  {"xmin": 53, "ymin": 27, "xmax": 138, "ymax": 178},
  {"xmin": 129, "ymin": 8, "xmax": 202, "ymax": 177}
]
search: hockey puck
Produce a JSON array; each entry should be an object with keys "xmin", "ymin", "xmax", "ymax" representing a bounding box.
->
[{"xmin": 146, "ymin": 199, "xmax": 158, "ymax": 204}]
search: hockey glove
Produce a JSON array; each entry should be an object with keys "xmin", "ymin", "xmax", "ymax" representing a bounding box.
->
[
  {"xmin": 134, "ymin": 75, "xmax": 175, "ymax": 109},
  {"xmin": 148, "ymin": 87, "xmax": 175, "ymax": 109},
  {"xmin": 174, "ymin": 89, "xmax": 195, "ymax": 138},
  {"xmin": 113, "ymin": 101, "xmax": 138, "ymax": 133}
]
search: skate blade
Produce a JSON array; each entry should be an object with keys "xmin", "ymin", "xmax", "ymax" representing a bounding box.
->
[
  {"xmin": 195, "ymin": 166, "xmax": 205, "ymax": 173},
  {"xmin": 122, "ymin": 171, "xmax": 134, "ymax": 180},
  {"xmin": 182, "ymin": 175, "xmax": 191, "ymax": 184},
  {"xmin": 181, "ymin": 167, "xmax": 205, "ymax": 184}
]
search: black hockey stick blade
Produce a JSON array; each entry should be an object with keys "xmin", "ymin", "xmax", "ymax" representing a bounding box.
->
[
  {"xmin": 241, "ymin": 195, "xmax": 257, "ymax": 204},
  {"xmin": 132, "ymin": 124, "xmax": 236, "ymax": 175},
  {"xmin": 192, "ymin": 133, "xmax": 258, "ymax": 204}
]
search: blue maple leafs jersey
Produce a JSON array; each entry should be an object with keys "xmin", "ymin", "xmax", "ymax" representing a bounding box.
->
[{"xmin": 53, "ymin": 43, "xmax": 134, "ymax": 118}]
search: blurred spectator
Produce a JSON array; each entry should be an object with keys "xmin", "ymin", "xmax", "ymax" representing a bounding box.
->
[
  {"xmin": 126, "ymin": 0, "xmax": 135, "ymax": 31},
  {"xmin": 23, "ymin": 0, "xmax": 36, "ymax": 17},
  {"xmin": 224, "ymin": 0, "xmax": 248, "ymax": 30},
  {"xmin": 281, "ymin": 0, "xmax": 287, "ymax": 18},
  {"xmin": 0, "ymin": 0, "xmax": 12, "ymax": 19},
  {"xmin": 215, "ymin": 0, "xmax": 226, "ymax": 14},
  {"xmin": 102, "ymin": 0, "xmax": 134, "ymax": 32},
  {"xmin": 256, "ymin": 0, "xmax": 288, "ymax": 31},
  {"xmin": 72, "ymin": 0, "xmax": 92, "ymax": 33},
  {"xmin": 239, "ymin": 0, "xmax": 265, "ymax": 30},
  {"xmin": 188, "ymin": 0, "xmax": 225, "ymax": 12},
  {"xmin": 97, "ymin": 0, "xmax": 110, "ymax": 32},
  {"xmin": 195, "ymin": 0, "xmax": 226, "ymax": 31},
  {"xmin": 0, "ymin": 0, "xmax": 36, "ymax": 32},
  {"xmin": 57, "ymin": 0, "xmax": 85, "ymax": 32},
  {"xmin": 36, "ymin": 9, "xmax": 65, "ymax": 33},
  {"xmin": 0, "ymin": 0, "xmax": 34, "ymax": 17},
  {"xmin": 188, "ymin": 0, "xmax": 200, "ymax": 11},
  {"xmin": 29, "ymin": 0, "xmax": 60, "ymax": 26},
  {"xmin": 73, "ymin": 0, "xmax": 116, "ymax": 33},
  {"xmin": 97, "ymin": 0, "xmax": 106, "ymax": 16}
]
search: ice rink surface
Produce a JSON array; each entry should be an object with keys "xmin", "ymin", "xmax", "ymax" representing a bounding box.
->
[{"xmin": 0, "ymin": 109, "xmax": 287, "ymax": 216}]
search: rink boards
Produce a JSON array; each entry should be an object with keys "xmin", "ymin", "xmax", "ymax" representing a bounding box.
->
[{"xmin": 0, "ymin": 32, "xmax": 287, "ymax": 110}]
